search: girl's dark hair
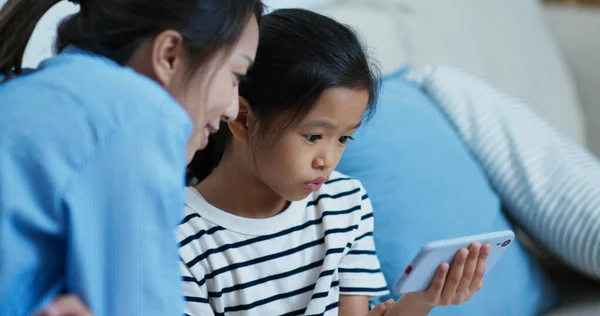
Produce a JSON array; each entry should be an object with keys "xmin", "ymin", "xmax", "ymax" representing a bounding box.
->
[
  {"xmin": 188, "ymin": 8, "xmax": 380, "ymax": 183},
  {"xmin": 0, "ymin": 0, "xmax": 263, "ymax": 76}
]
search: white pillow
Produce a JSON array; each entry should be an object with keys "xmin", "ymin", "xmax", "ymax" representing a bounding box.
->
[{"xmin": 343, "ymin": 0, "xmax": 586, "ymax": 145}]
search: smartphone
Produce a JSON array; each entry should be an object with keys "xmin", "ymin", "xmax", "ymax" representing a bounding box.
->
[{"xmin": 393, "ymin": 230, "xmax": 515, "ymax": 294}]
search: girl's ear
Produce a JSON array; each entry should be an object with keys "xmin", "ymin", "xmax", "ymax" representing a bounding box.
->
[{"xmin": 228, "ymin": 97, "xmax": 254, "ymax": 142}]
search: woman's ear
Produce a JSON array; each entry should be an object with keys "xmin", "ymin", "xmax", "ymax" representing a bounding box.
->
[
  {"xmin": 151, "ymin": 30, "xmax": 186, "ymax": 88},
  {"xmin": 228, "ymin": 97, "xmax": 254, "ymax": 142}
]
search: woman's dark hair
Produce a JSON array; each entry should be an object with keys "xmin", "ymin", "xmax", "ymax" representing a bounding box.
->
[
  {"xmin": 188, "ymin": 8, "xmax": 380, "ymax": 183},
  {"xmin": 0, "ymin": 0, "xmax": 263, "ymax": 76}
]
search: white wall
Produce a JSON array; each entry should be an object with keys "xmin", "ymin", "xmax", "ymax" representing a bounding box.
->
[
  {"xmin": 2, "ymin": 0, "xmax": 598, "ymax": 157},
  {"xmin": 1, "ymin": 0, "xmax": 325, "ymax": 67},
  {"xmin": 262, "ymin": 0, "xmax": 337, "ymax": 11},
  {"xmin": 545, "ymin": 5, "xmax": 600, "ymax": 157}
]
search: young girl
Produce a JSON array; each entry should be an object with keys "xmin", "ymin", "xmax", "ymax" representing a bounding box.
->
[
  {"xmin": 180, "ymin": 9, "xmax": 490, "ymax": 316},
  {"xmin": 0, "ymin": 0, "xmax": 261, "ymax": 315}
]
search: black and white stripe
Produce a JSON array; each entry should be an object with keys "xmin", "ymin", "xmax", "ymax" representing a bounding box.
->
[{"xmin": 178, "ymin": 171, "xmax": 388, "ymax": 315}]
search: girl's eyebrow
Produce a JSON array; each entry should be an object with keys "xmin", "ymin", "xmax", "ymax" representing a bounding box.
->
[
  {"xmin": 303, "ymin": 120, "xmax": 334, "ymax": 128},
  {"xmin": 302, "ymin": 120, "xmax": 361, "ymax": 130},
  {"xmin": 350, "ymin": 122, "xmax": 362, "ymax": 130}
]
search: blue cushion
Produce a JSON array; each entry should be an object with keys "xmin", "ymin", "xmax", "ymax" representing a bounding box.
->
[{"xmin": 337, "ymin": 68, "xmax": 560, "ymax": 315}]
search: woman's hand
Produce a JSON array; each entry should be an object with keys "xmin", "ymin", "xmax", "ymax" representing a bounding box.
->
[
  {"xmin": 34, "ymin": 295, "xmax": 92, "ymax": 316},
  {"xmin": 386, "ymin": 243, "xmax": 490, "ymax": 316}
]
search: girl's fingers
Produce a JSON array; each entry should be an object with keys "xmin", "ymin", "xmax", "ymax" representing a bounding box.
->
[
  {"xmin": 455, "ymin": 243, "xmax": 481, "ymax": 295},
  {"xmin": 365, "ymin": 298, "xmax": 395, "ymax": 316},
  {"xmin": 469, "ymin": 244, "xmax": 490, "ymax": 292},
  {"xmin": 439, "ymin": 248, "xmax": 468, "ymax": 304},
  {"xmin": 426, "ymin": 262, "xmax": 450, "ymax": 301},
  {"xmin": 384, "ymin": 298, "xmax": 395, "ymax": 307},
  {"xmin": 365, "ymin": 301, "xmax": 389, "ymax": 316}
]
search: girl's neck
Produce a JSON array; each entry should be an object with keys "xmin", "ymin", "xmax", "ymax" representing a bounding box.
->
[{"xmin": 196, "ymin": 150, "xmax": 289, "ymax": 219}]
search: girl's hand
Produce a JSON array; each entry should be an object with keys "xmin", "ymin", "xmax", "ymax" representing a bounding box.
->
[
  {"xmin": 363, "ymin": 299, "xmax": 396, "ymax": 316},
  {"xmin": 415, "ymin": 242, "xmax": 489, "ymax": 306},
  {"xmin": 385, "ymin": 243, "xmax": 490, "ymax": 316}
]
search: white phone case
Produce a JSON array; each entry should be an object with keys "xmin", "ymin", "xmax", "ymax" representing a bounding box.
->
[{"xmin": 393, "ymin": 230, "xmax": 515, "ymax": 294}]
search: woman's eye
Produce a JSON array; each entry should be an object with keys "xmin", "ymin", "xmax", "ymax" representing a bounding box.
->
[
  {"xmin": 339, "ymin": 136, "xmax": 354, "ymax": 144},
  {"xmin": 304, "ymin": 135, "xmax": 322, "ymax": 143}
]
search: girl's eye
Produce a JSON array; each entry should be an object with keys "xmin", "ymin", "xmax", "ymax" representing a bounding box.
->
[
  {"xmin": 304, "ymin": 135, "xmax": 322, "ymax": 143},
  {"xmin": 339, "ymin": 136, "xmax": 354, "ymax": 144}
]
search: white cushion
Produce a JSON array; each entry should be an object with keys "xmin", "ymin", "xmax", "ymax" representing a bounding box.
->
[{"xmin": 338, "ymin": 0, "xmax": 586, "ymax": 144}]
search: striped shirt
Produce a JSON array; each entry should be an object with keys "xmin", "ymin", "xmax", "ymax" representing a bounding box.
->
[{"xmin": 177, "ymin": 171, "xmax": 388, "ymax": 315}]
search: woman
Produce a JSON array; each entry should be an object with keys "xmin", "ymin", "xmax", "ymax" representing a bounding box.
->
[{"xmin": 0, "ymin": 0, "xmax": 261, "ymax": 315}]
